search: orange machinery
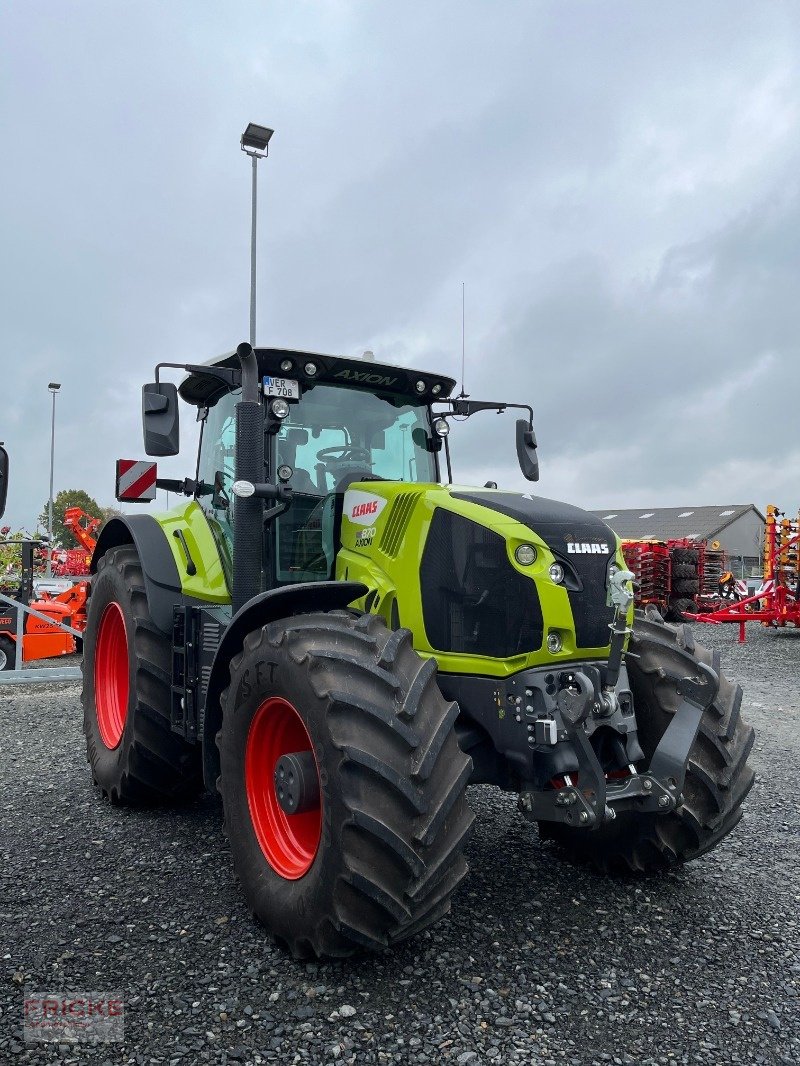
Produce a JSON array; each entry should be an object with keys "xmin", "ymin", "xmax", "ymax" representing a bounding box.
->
[{"xmin": 0, "ymin": 540, "xmax": 87, "ymax": 669}]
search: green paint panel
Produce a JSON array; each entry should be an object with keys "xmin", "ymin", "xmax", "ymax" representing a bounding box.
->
[{"xmin": 154, "ymin": 501, "xmax": 231, "ymax": 603}]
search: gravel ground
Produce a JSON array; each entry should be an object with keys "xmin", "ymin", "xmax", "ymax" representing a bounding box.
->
[{"xmin": 1, "ymin": 624, "xmax": 798, "ymax": 1065}]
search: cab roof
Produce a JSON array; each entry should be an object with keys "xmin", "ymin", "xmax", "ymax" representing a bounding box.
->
[{"xmin": 178, "ymin": 347, "xmax": 457, "ymax": 407}]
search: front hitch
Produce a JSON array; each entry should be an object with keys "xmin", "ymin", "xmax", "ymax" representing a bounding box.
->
[{"xmin": 518, "ymin": 659, "xmax": 719, "ymax": 829}]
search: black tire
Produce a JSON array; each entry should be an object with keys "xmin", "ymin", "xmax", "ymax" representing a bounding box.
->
[
  {"xmin": 671, "ymin": 548, "xmax": 699, "ymax": 564},
  {"xmin": 672, "ymin": 579, "xmax": 699, "ymax": 597},
  {"xmin": 81, "ymin": 546, "xmax": 203, "ymax": 804},
  {"xmin": 672, "ymin": 562, "xmax": 697, "ymax": 580},
  {"xmin": 217, "ymin": 610, "xmax": 474, "ymax": 959},
  {"xmin": 0, "ymin": 635, "xmax": 16, "ymax": 670},
  {"xmin": 539, "ymin": 613, "xmax": 755, "ymax": 872},
  {"xmin": 668, "ymin": 597, "xmax": 697, "ymax": 621}
]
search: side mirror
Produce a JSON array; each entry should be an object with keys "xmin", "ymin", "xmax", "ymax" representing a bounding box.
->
[
  {"xmin": 142, "ymin": 382, "xmax": 180, "ymax": 456},
  {"xmin": 515, "ymin": 419, "xmax": 539, "ymax": 482},
  {"xmin": 0, "ymin": 445, "xmax": 8, "ymax": 518}
]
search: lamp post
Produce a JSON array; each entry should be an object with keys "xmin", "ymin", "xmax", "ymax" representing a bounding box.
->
[
  {"xmin": 47, "ymin": 382, "xmax": 61, "ymax": 577},
  {"xmin": 240, "ymin": 123, "xmax": 274, "ymax": 346}
]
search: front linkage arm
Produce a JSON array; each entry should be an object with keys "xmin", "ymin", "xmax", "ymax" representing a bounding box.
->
[{"xmin": 519, "ymin": 659, "xmax": 719, "ymax": 830}]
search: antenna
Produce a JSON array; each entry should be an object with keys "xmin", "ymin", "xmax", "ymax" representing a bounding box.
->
[{"xmin": 458, "ymin": 281, "xmax": 468, "ymax": 398}]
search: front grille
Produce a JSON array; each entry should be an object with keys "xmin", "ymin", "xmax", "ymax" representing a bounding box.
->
[
  {"xmin": 451, "ymin": 491, "xmax": 616, "ymax": 651},
  {"xmin": 420, "ymin": 509, "xmax": 543, "ymax": 657}
]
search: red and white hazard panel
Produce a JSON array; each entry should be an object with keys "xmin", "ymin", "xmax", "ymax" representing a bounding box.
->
[{"xmin": 116, "ymin": 459, "xmax": 157, "ymax": 503}]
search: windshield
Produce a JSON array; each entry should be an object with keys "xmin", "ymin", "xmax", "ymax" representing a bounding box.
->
[
  {"xmin": 195, "ymin": 383, "xmax": 438, "ymax": 592},
  {"xmin": 273, "ymin": 384, "xmax": 437, "ymax": 493}
]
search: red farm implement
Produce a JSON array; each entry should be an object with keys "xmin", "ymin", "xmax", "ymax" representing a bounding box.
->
[
  {"xmin": 49, "ymin": 508, "xmax": 100, "ymax": 577},
  {"xmin": 621, "ymin": 537, "xmax": 732, "ymax": 622},
  {"xmin": 621, "ymin": 540, "xmax": 670, "ymax": 615},
  {"xmin": 687, "ymin": 505, "xmax": 800, "ymax": 641}
]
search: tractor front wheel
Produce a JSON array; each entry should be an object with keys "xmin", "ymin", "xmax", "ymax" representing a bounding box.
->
[
  {"xmin": 538, "ymin": 612, "xmax": 755, "ymax": 872},
  {"xmin": 217, "ymin": 610, "xmax": 474, "ymax": 958},
  {"xmin": 82, "ymin": 546, "xmax": 202, "ymax": 804}
]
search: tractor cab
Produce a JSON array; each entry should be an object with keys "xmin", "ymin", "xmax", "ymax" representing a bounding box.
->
[{"xmin": 181, "ymin": 348, "xmax": 457, "ymax": 590}]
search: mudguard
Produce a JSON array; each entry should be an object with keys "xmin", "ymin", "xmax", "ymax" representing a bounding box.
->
[
  {"xmin": 91, "ymin": 515, "xmax": 201, "ymax": 634},
  {"xmin": 201, "ymin": 580, "xmax": 367, "ymax": 790}
]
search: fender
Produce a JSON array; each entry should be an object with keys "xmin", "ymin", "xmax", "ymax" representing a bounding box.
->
[
  {"xmin": 201, "ymin": 580, "xmax": 367, "ymax": 790},
  {"xmin": 92, "ymin": 515, "xmax": 202, "ymax": 634}
]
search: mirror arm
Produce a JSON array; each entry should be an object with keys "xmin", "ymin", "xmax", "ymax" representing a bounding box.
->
[{"xmin": 448, "ymin": 399, "xmax": 534, "ymax": 426}]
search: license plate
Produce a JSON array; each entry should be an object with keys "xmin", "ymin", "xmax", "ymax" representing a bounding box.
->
[{"xmin": 262, "ymin": 375, "xmax": 299, "ymax": 399}]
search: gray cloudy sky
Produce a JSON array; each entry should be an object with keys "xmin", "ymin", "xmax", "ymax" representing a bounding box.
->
[{"xmin": 2, "ymin": 1, "xmax": 799, "ymax": 532}]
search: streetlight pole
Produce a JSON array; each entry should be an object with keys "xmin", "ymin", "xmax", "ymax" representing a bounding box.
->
[
  {"xmin": 240, "ymin": 123, "xmax": 274, "ymax": 347},
  {"xmin": 250, "ymin": 153, "xmax": 257, "ymax": 345},
  {"xmin": 47, "ymin": 382, "xmax": 61, "ymax": 577}
]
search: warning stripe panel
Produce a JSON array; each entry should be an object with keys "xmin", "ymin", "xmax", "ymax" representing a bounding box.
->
[{"xmin": 116, "ymin": 459, "xmax": 157, "ymax": 502}]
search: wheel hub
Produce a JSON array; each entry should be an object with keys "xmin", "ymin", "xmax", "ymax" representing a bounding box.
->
[{"xmin": 274, "ymin": 751, "xmax": 320, "ymax": 815}]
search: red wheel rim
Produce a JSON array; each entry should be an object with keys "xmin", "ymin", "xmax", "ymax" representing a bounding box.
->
[
  {"xmin": 245, "ymin": 696, "xmax": 321, "ymax": 879},
  {"xmin": 94, "ymin": 602, "xmax": 129, "ymax": 749}
]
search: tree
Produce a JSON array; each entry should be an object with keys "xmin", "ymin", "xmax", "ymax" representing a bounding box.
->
[
  {"xmin": 38, "ymin": 489, "xmax": 103, "ymax": 548},
  {"xmin": 0, "ymin": 529, "xmax": 45, "ymax": 585}
]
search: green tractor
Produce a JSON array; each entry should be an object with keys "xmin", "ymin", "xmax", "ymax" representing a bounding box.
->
[{"xmin": 81, "ymin": 342, "xmax": 754, "ymax": 958}]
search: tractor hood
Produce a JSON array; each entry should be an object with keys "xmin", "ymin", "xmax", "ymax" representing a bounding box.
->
[
  {"xmin": 337, "ymin": 481, "xmax": 623, "ymax": 672},
  {"xmin": 448, "ymin": 489, "xmax": 619, "ymax": 652},
  {"xmin": 449, "ymin": 490, "xmax": 616, "ymax": 560}
]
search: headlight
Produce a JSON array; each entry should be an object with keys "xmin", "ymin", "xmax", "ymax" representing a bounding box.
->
[
  {"xmin": 280, "ymin": 359, "xmax": 293, "ymax": 372},
  {"xmin": 271, "ymin": 398, "xmax": 290, "ymax": 419},
  {"xmin": 415, "ymin": 380, "xmax": 426, "ymax": 393},
  {"xmin": 547, "ymin": 632, "xmax": 562, "ymax": 654},
  {"xmin": 304, "ymin": 362, "xmax": 318, "ymax": 376},
  {"xmin": 433, "ymin": 417, "xmax": 450, "ymax": 437},
  {"xmin": 548, "ymin": 562, "xmax": 564, "ymax": 584},
  {"xmin": 515, "ymin": 544, "xmax": 537, "ymax": 566}
]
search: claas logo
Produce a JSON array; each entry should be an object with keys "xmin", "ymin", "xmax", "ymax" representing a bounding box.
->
[{"xmin": 351, "ymin": 501, "xmax": 379, "ymax": 519}]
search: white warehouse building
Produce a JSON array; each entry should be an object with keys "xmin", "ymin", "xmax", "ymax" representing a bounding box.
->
[{"xmin": 591, "ymin": 504, "xmax": 766, "ymax": 579}]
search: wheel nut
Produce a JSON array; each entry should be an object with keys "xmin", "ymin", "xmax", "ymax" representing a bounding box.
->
[{"xmin": 658, "ymin": 795, "xmax": 671, "ymax": 808}]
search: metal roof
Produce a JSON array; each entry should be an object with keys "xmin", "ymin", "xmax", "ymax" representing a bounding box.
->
[{"xmin": 589, "ymin": 504, "xmax": 765, "ymax": 542}]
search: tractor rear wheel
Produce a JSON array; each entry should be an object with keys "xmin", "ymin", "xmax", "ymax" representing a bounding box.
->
[
  {"xmin": 81, "ymin": 546, "xmax": 202, "ymax": 804},
  {"xmin": 668, "ymin": 597, "xmax": 697, "ymax": 621},
  {"xmin": 216, "ymin": 610, "xmax": 473, "ymax": 958},
  {"xmin": 538, "ymin": 612, "xmax": 754, "ymax": 872},
  {"xmin": 0, "ymin": 635, "xmax": 16, "ymax": 670}
]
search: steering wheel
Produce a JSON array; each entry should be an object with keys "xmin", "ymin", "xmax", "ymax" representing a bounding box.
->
[{"xmin": 316, "ymin": 445, "xmax": 372, "ymax": 464}]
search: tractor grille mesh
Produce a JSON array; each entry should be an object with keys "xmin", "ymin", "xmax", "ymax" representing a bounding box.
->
[
  {"xmin": 420, "ymin": 509, "xmax": 543, "ymax": 657},
  {"xmin": 380, "ymin": 492, "xmax": 423, "ymax": 557}
]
